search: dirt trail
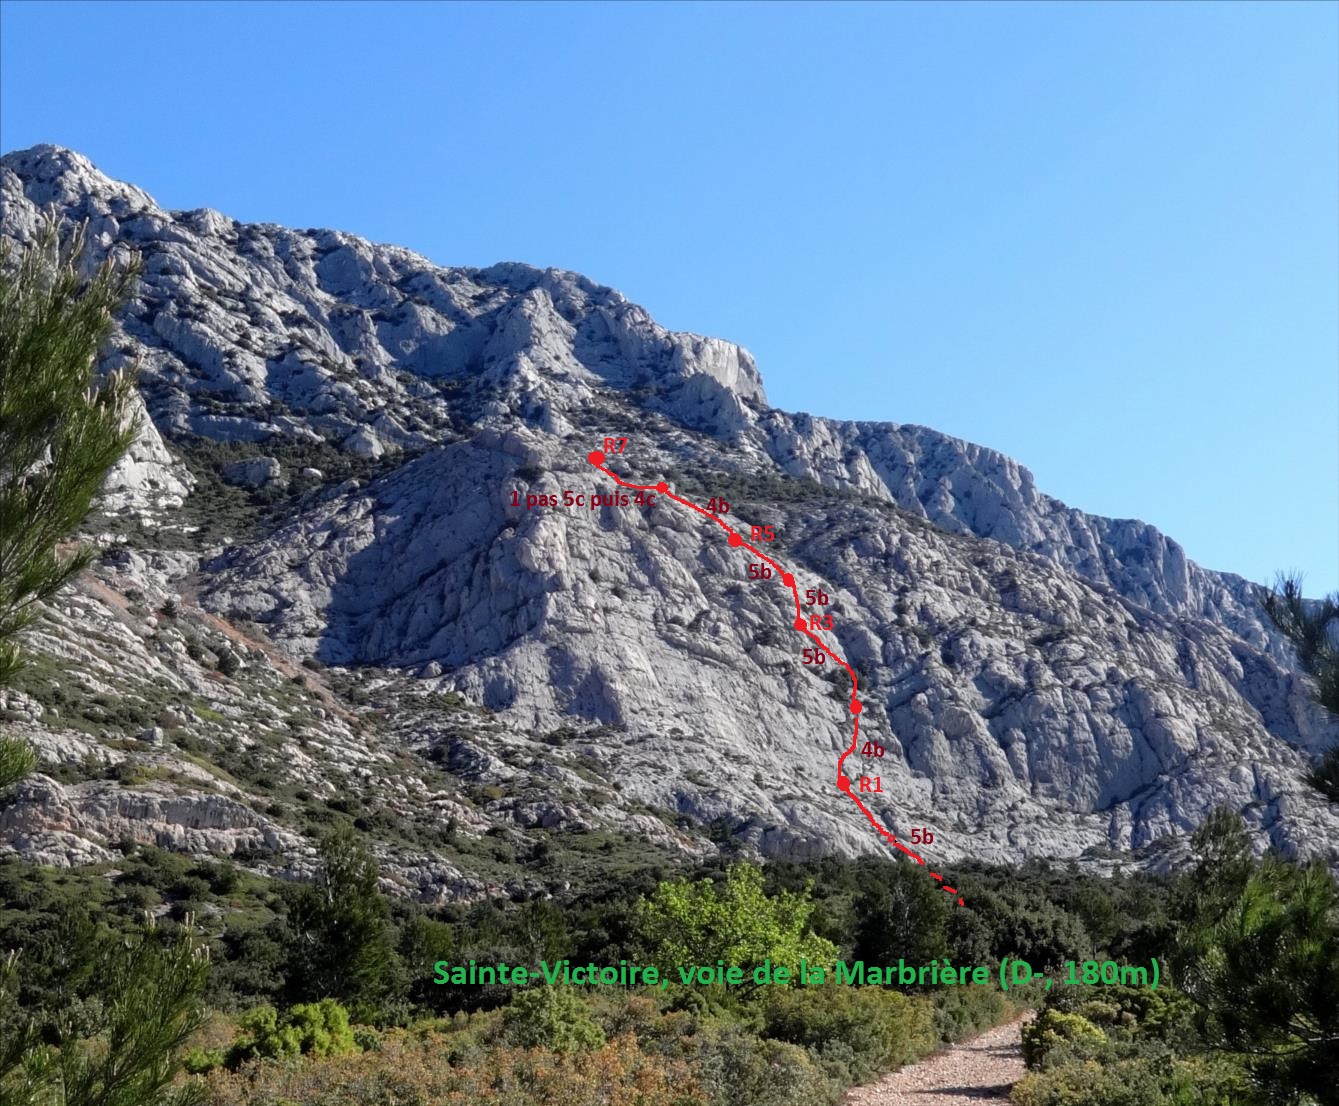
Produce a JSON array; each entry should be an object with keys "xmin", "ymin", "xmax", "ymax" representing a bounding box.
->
[{"xmin": 844, "ymin": 1014, "xmax": 1031, "ymax": 1106}]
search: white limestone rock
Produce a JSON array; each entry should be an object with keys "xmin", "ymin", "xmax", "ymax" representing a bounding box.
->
[
  {"xmin": 2, "ymin": 143, "xmax": 1335, "ymax": 882},
  {"xmin": 100, "ymin": 392, "xmax": 195, "ymax": 515},
  {"xmin": 0, "ymin": 775, "xmax": 304, "ymax": 858},
  {"xmin": 342, "ymin": 426, "xmax": 383, "ymax": 458},
  {"xmin": 221, "ymin": 456, "xmax": 282, "ymax": 488}
]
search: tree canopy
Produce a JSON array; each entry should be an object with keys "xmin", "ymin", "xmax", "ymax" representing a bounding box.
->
[
  {"xmin": 635, "ymin": 862, "xmax": 838, "ymax": 980},
  {"xmin": 0, "ymin": 214, "xmax": 141, "ymax": 686}
]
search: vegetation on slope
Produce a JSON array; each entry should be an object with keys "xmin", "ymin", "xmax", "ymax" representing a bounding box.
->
[{"xmin": 2, "ymin": 805, "xmax": 1334, "ymax": 1105}]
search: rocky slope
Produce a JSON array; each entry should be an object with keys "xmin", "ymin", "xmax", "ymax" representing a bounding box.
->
[{"xmin": 2, "ymin": 144, "xmax": 1335, "ymax": 893}]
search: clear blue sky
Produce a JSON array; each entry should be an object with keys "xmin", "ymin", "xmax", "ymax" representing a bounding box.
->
[{"xmin": 3, "ymin": 1, "xmax": 1336, "ymax": 593}]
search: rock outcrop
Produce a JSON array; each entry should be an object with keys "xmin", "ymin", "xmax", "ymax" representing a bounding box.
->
[{"xmin": 2, "ymin": 144, "xmax": 1335, "ymax": 890}]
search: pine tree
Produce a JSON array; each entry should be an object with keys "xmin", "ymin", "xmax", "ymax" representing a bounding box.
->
[
  {"xmin": 284, "ymin": 826, "xmax": 404, "ymax": 1018},
  {"xmin": 0, "ymin": 735, "xmax": 34, "ymax": 791},
  {"xmin": 1177, "ymin": 827, "xmax": 1339, "ymax": 1104},
  {"xmin": 1264, "ymin": 574, "xmax": 1339, "ymax": 800},
  {"xmin": 0, "ymin": 214, "xmax": 142, "ymax": 685},
  {"xmin": 1265, "ymin": 574, "xmax": 1339, "ymax": 714},
  {"xmin": 0, "ymin": 214, "xmax": 140, "ymax": 794},
  {"xmin": 1, "ymin": 922, "xmax": 209, "ymax": 1106},
  {"xmin": 852, "ymin": 859, "xmax": 950, "ymax": 974}
]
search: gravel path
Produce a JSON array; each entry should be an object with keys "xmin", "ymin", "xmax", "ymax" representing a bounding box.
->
[{"xmin": 843, "ymin": 1015, "xmax": 1031, "ymax": 1106}]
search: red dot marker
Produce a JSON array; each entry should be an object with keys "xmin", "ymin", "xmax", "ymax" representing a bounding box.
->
[{"xmin": 580, "ymin": 446, "xmax": 965, "ymax": 908}]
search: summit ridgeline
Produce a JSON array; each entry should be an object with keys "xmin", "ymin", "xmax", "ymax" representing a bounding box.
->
[{"xmin": 2, "ymin": 144, "xmax": 1335, "ymax": 894}]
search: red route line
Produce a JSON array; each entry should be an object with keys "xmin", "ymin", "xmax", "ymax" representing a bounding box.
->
[{"xmin": 586, "ymin": 451, "xmax": 965, "ymax": 907}]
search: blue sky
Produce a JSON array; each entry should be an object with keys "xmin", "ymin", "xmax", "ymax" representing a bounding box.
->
[{"xmin": 3, "ymin": 1, "xmax": 1336, "ymax": 593}]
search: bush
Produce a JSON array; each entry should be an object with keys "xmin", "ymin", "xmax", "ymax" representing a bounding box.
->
[
  {"xmin": 183, "ymin": 1046, "xmax": 227, "ymax": 1075},
  {"xmin": 761, "ymin": 985, "xmax": 937, "ymax": 1083},
  {"xmin": 351, "ymin": 1024, "xmax": 383, "ymax": 1052},
  {"xmin": 1163, "ymin": 1054, "xmax": 1254, "ymax": 1105},
  {"xmin": 193, "ymin": 860, "xmax": 240, "ymax": 896},
  {"xmin": 582, "ymin": 992, "xmax": 841, "ymax": 1106},
  {"xmin": 227, "ymin": 999, "xmax": 357, "ymax": 1065},
  {"xmin": 1011, "ymin": 1051, "xmax": 1252, "ymax": 1106},
  {"xmin": 636, "ymin": 863, "xmax": 838, "ymax": 979},
  {"xmin": 673, "ymin": 1022, "xmax": 835, "ymax": 1106},
  {"xmin": 932, "ymin": 985, "xmax": 1010, "ymax": 1043},
  {"xmin": 1307, "ymin": 746, "xmax": 1339, "ymax": 801},
  {"xmin": 201, "ymin": 1030, "xmax": 703, "ymax": 1106},
  {"xmin": 963, "ymin": 888, "xmax": 1093, "ymax": 971},
  {"xmin": 1011, "ymin": 1057, "xmax": 1164, "ymax": 1106},
  {"xmin": 1049, "ymin": 983, "xmax": 1195, "ymax": 1046},
  {"xmin": 501, "ymin": 987, "xmax": 606, "ymax": 1053},
  {"xmin": 1020, "ymin": 1009, "xmax": 1106, "ymax": 1069}
]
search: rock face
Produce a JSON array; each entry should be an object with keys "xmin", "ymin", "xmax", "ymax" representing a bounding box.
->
[
  {"xmin": 221, "ymin": 456, "xmax": 282, "ymax": 488},
  {"xmin": 0, "ymin": 775, "xmax": 302, "ymax": 863},
  {"xmin": 100, "ymin": 392, "xmax": 196, "ymax": 516},
  {"xmin": 2, "ymin": 144, "xmax": 1336, "ymax": 887}
]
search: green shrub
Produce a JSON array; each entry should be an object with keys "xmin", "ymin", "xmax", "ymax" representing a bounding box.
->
[
  {"xmin": 1011, "ymin": 1057, "xmax": 1164, "ymax": 1106},
  {"xmin": 351, "ymin": 1025, "xmax": 383, "ymax": 1052},
  {"xmin": 1020, "ymin": 1009, "xmax": 1106, "ymax": 1069},
  {"xmin": 761, "ymin": 985, "xmax": 937, "ymax": 1082},
  {"xmin": 636, "ymin": 863, "xmax": 838, "ymax": 980},
  {"xmin": 501, "ymin": 987, "xmax": 606, "ymax": 1053},
  {"xmin": 1011, "ymin": 1050, "xmax": 1251, "ymax": 1106},
  {"xmin": 1052, "ymin": 984, "xmax": 1195, "ymax": 1045},
  {"xmin": 931, "ymin": 985, "xmax": 1010, "ymax": 1043},
  {"xmin": 289, "ymin": 999, "xmax": 356, "ymax": 1056},
  {"xmin": 183, "ymin": 1046, "xmax": 227, "ymax": 1075},
  {"xmin": 1163, "ymin": 1054, "xmax": 1254, "ymax": 1106},
  {"xmin": 962, "ymin": 888, "xmax": 1093, "ymax": 971},
  {"xmin": 676, "ymin": 1023, "xmax": 836, "ymax": 1106},
  {"xmin": 580, "ymin": 992, "xmax": 839, "ymax": 1106},
  {"xmin": 1307, "ymin": 746, "xmax": 1339, "ymax": 801},
  {"xmin": 227, "ymin": 999, "xmax": 357, "ymax": 1065}
]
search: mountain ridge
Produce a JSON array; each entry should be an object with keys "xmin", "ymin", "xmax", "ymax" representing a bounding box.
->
[{"xmin": 2, "ymin": 144, "xmax": 1334, "ymax": 892}]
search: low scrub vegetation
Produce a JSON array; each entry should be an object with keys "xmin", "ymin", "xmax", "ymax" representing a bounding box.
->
[{"xmin": 1, "ymin": 807, "xmax": 1333, "ymax": 1105}]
